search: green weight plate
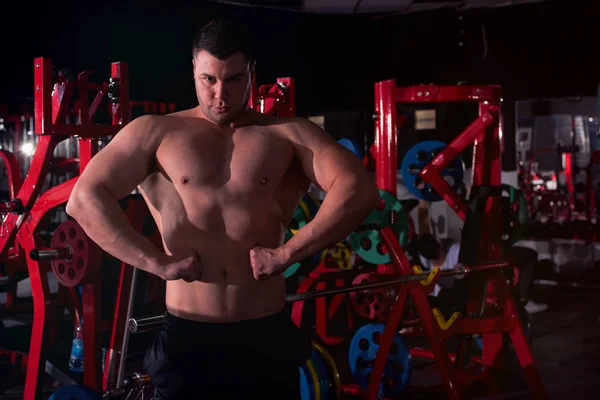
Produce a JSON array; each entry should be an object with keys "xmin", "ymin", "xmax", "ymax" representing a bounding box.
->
[
  {"xmin": 284, "ymin": 262, "xmax": 301, "ymax": 278},
  {"xmin": 348, "ymin": 190, "xmax": 410, "ymax": 264}
]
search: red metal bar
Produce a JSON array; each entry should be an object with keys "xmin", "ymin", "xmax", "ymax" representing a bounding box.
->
[
  {"xmin": 395, "ymin": 85, "xmax": 501, "ymax": 103},
  {"xmin": 22, "ymin": 251, "xmax": 53, "ymax": 399},
  {"xmin": 410, "ymin": 347, "xmax": 484, "ymax": 365},
  {"xmin": 89, "ymin": 82, "xmax": 109, "ymax": 119},
  {"xmin": 367, "ymin": 286, "xmax": 408, "ymax": 400},
  {"xmin": 22, "ymin": 178, "xmax": 76, "ymax": 400},
  {"xmin": 379, "ymin": 227, "xmax": 461, "ymax": 400},
  {"xmin": 276, "ymin": 78, "xmax": 295, "ymax": 117},
  {"xmin": 34, "ymin": 58, "xmax": 52, "ymax": 134},
  {"xmin": 315, "ymin": 281, "xmax": 344, "ymax": 345},
  {"xmin": 290, "ymin": 261, "xmax": 331, "ymax": 328},
  {"xmin": 374, "ymin": 80, "xmax": 397, "ymax": 195},
  {"xmin": 78, "ymin": 128, "xmax": 103, "ymax": 391},
  {"xmin": 0, "ymin": 136, "xmax": 60, "ymax": 259},
  {"xmin": 563, "ymin": 152, "xmax": 574, "ymax": 211},
  {"xmin": 419, "ymin": 110, "xmax": 497, "ymax": 220},
  {"xmin": 258, "ymin": 84, "xmax": 276, "ymax": 114},
  {"xmin": 492, "ymin": 272, "xmax": 548, "ymax": 399},
  {"xmin": 327, "ymin": 279, "xmax": 347, "ymax": 319},
  {"xmin": 112, "ymin": 62, "xmax": 130, "ymax": 125}
]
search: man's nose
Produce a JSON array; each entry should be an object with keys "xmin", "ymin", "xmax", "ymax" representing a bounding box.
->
[{"xmin": 214, "ymin": 81, "xmax": 228, "ymax": 101}]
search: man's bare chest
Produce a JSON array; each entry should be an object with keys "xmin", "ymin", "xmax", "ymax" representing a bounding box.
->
[{"xmin": 156, "ymin": 128, "xmax": 295, "ymax": 191}]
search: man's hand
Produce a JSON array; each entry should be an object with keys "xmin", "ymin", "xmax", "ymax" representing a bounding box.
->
[
  {"xmin": 158, "ymin": 250, "xmax": 203, "ymax": 282},
  {"xmin": 249, "ymin": 246, "xmax": 289, "ymax": 281}
]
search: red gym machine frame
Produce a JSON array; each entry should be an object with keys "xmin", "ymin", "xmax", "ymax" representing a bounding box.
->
[
  {"xmin": 0, "ymin": 57, "xmax": 131, "ymax": 400},
  {"xmin": 364, "ymin": 82, "xmax": 548, "ymax": 399}
]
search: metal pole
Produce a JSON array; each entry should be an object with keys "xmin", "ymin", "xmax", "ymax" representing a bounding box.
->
[
  {"xmin": 29, "ymin": 247, "xmax": 72, "ymax": 261},
  {"xmin": 128, "ymin": 313, "xmax": 166, "ymax": 334},
  {"xmin": 285, "ymin": 267, "xmax": 466, "ymax": 303},
  {"xmin": 116, "ymin": 267, "xmax": 138, "ymax": 389}
]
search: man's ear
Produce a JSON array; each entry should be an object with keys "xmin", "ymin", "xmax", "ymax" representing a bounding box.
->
[{"xmin": 192, "ymin": 58, "xmax": 196, "ymax": 76}]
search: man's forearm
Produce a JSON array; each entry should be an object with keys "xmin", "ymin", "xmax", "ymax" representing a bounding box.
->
[
  {"xmin": 66, "ymin": 185, "xmax": 165, "ymax": 277},
  {"xmin": 282, "ymin": 177, "xmax": 379, "ymax": 265}
]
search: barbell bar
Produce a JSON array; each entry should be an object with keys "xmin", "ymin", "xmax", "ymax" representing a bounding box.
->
[{"xmin": 128, "ymin": 260, "xmax": 508, "ymax": 333}]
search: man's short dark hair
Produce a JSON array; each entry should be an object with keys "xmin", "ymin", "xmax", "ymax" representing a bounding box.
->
[
  {"xmin": 192, "ymin": 18, "xmax": 254, "ymax": 62},
  {"xmin": 417, "ymin": 233, "xmax": 442, "ymax": 261}
]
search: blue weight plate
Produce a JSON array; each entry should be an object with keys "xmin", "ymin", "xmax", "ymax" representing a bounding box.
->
[
  {"xmin": 400, "ymin": 140, "xmax": 464, "ymax": 202},
  {"xmin": 348, "ymin": 324, "xmax": 412, "ymax": 398},
  {"xmin": 300, "ymin": 364, "xmax": 312, "ymax": 400},
  {"xmin": 338, "ymin": 138, "xmax": 364, "ymax": 160}
]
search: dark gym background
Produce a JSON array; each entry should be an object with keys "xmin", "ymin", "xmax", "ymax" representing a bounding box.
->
[{"xmin": 0, "ymin": 0, "xmax": 597, "ymax": 172}]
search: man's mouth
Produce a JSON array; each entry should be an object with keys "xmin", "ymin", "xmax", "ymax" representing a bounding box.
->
[{"xmin": 213, "ymin": 106, "xmax": 229, "ymax": 114}]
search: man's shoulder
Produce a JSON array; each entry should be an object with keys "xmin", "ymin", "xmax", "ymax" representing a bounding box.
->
[
  {"xmin": 132, "ymin": 109, "xmax": 212, "ymax": 135},
  {"xmin": 165, "ymin": 108, "xmax": 196, "ymax": 118},
  {"xmin": 268, "ymin": 116, "xmax": 326, "ymax": 143}
]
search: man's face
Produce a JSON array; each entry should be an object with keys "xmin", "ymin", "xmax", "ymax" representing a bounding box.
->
[{"xmin": 193, "ymin": 50, "xmax": 252, "ymax": 124}]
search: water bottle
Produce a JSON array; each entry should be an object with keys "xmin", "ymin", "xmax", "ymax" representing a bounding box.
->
[
  {"xmin": 101, "ymin": 346, "xmax": 107, "ymax": 373},
  {"xmin": 68, "ymin": 323, "xmax": 84, "ymax": 373}
]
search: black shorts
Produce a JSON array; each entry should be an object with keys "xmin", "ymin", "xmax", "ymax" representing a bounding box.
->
[{"xmin": 143, "ymin": 310, "xmax": 312, "ymax": 400}]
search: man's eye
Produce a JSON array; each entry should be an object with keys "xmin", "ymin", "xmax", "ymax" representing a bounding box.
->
[
  {"xmin": 229, "ymin": 77, "xmax": 242, "ymax": 83},
  {"xmin": 203, "ymin": 76, "xmax": 216, "ymax": 83}
]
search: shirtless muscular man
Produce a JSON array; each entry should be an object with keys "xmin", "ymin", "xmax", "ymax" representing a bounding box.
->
[{"xmin": 66, "ymin": 18, "xmax": 379, "ymax": 399}]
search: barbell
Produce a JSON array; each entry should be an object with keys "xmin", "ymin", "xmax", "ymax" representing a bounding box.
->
[{"xmin": 127, "ymin": 264, "xmax": 490, "ymax": 334}]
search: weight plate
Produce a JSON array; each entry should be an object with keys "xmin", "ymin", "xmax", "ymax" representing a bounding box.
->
[
  {"xmin": 348, "ymin": 190, "xmax": 409, "ymax": 264},
  {"xmin": 338, "ymin": 138, "xmax": 364, "ymax": 160},
  {"xmin": 348, "ymin": 324, "xmax": 412, "ymax": 397},
  {"xmin": 324, "ymin": 242, "xmax": 353, "ymax": 270},
  {"xmin": 305, "ymin": 359, "xmax": 322, "ymax": 400},
  {"xmin": 300, "ymin": 364, "xmax": 312, "ymax": 400},
  {"xmin": 349, "ymin": 273, "xmax": 392, "ymax": 320},
  {"xmin": 50, "ymin": 220, "xmax": 102, "ymax": 287},
  {"xmin": 400, "ymin": 140, "xmax": 464, "ymax": 202},
  {"xmin": 312, "ymin": 349, "xmax": 330, "ymax": 400}
]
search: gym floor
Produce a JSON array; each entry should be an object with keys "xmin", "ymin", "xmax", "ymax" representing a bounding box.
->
[
  {"xmin": 1, "ymin": 274, "xmax": 599, "ymax": 399},
  {"xmin": 397, "ymin": 279, "xmax": 600, "ymax": 399}
]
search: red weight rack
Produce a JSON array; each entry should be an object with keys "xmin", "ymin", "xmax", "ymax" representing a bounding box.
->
[{"xmin": 361, "ymin": 81, "xmax": 547, "ymax": 399}]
